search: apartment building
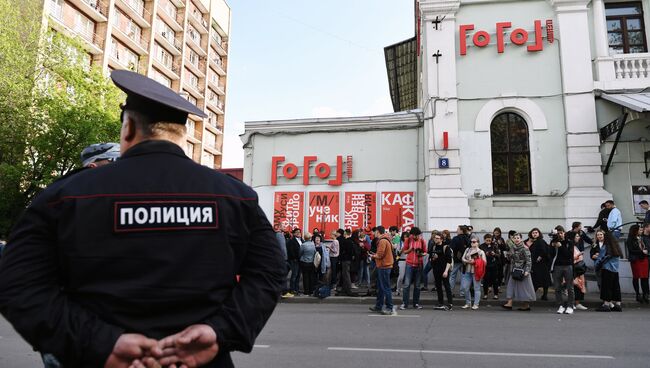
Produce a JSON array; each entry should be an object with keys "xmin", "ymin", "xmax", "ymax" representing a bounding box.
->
[{"xmin": 44, "ymin": 0, "xmax": 230, "ymax": 169}]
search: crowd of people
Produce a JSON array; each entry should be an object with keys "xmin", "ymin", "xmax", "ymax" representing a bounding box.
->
[{"xmin": 274, "ymin": 199, "xmax": 650, "ymax": 315}]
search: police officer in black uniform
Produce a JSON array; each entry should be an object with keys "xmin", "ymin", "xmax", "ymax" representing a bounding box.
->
[{"xmin": 0, "ymin": 70, "xmax": 285, "ymax": 368}]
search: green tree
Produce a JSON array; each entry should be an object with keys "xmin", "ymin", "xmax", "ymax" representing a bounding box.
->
[{"xmin": 0, "ymin": 0, "xmax": 122, "ymax": 236}]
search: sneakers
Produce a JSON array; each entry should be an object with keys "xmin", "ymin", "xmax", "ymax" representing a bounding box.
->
[
  {"xmin": 564, "ymin": 306, "xmax": 574, "ymax": 315},
  {"xmin": 369, "ymin": 306, "xmax": 383, "ymax": 313},
  {"xmin": 351, "ymin": 284, "xmax": 358, "ymax": 289},
  {"xmin": 399, "ymin": 304, "xmax": 407, "ymax": 310},
  {"xmin": 482, "ymin": 295, "xmax": 488, "ymax": 300},
  {"xmin": 414, "ymin": 304, "xmax": 423, "ymax": 310},
  {"xmin": 471, "ymin": 305, "xmax": 479, "ymax": 310},
  {"xmin": 611, "ymin": 304, "xmax": 623, "ymax": 312},
  {"xmin": 556, "ymin": 306, "xmax": 566, "ymax": 314},
  {"xmin": 575, "ymin": 304, "xmax": 588, "ymax": 311},
  {"xmin": 382, "ymin": 308, "xmax": 397, "ymax": 316},
  {"xmin": 420, "ymin": 286, "xmax": 427, "ymax": 291},
  {"xmin": 493, "ymin": 295, "xmax": 499, "ymax": 300},
  {"xmin": 595, "ymin": 304, "xmax": 611, "ymax": 312},
  {"xmin": 446, "ymin": 304, "xmax": 453, "ymax": 311},
  {"xmin": 461, "ymin": 304, "xmax": 471, "ymax": 309},
  {"xmin": 434, "ymin": 305, "xmax": 446, "ymax": 310},
  {"xmin": 281, "ymin": 292, "xmax": 294, "ymax": 298}
]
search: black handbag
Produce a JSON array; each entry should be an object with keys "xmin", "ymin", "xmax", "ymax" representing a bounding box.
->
[
  {"xmin": 573, "ymin": 261, "xmax": 587, "ymax": 277},
  {"xmin": 511, "ymin": 267, "xmax": 525, "ymax": 281}
]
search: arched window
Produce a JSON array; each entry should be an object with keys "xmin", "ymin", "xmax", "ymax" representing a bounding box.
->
[{"xmin": 490, "ymin": 112, "xmax": 532, "ymax": 194}]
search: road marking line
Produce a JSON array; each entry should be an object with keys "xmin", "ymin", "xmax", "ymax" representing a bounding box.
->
[
  {"xmin": 254, "ymin": 345, "xmax": 270, "ymax": 348},
  {"xmin": 327, "ymin": 347, "xmax": 614, "ymax": 360}
]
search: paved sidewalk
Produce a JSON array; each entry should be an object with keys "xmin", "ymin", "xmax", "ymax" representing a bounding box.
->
[{"xmin": 281, "ymin": 285, "xmax": 649, "ymax": 309}]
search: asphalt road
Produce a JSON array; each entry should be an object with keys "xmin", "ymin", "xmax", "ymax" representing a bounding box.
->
[{"xmin": 2, "ymin": 303, "xmax": 649, "ymax": 367}]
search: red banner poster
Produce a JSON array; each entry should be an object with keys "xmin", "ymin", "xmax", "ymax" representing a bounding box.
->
[
  {"xmin": 308, "ymin": 192, "xmax": 340, "ymax": 239},
  {"xmin": 381, "ymin": 192, "xmax": 415, "ymax": 232},
  {"xmin": 344, "ymin": 192, "xmax": 376, "ymax": 230},
  {"xmin": 273, "ymin": 192, "xmax": 304, "ymax": 232}
]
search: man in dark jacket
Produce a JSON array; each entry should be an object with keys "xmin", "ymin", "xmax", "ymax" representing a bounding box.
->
[
  {"xmin": 0, "ymin": 71, "xmax": 284, "ymax": 368},
  {"xmin": 550, "ymin": 226, "xmax": 575, "ymax": 315},
  {"xmin": 448, "ymin": 225, "xmax": 469, "ymax": 295},
  {"xmin": 337, "ymin": 229, "xmax": 356, "ymax": 296},
  {"xmin": 588, "ymin": 202, "xmax": 612, "ymax": 232},
  {"xmin": 566, "ymin": 222, "xmax": 593, "ymax": 252},
  {"xmin": 286, "ymin": 228, "xmax": 303, "ymax": 295}
]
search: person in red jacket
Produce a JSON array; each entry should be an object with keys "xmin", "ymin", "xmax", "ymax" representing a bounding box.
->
[{"xmin": 399, "ymin": 227, "xmax": 427, "ymax": 310}]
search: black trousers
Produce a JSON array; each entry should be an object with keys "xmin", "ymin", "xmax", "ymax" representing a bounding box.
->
[
  {"xmin": 483, "ymin": 267, "xmax": 500, "ymax": 296},
  {"xmin": 434, "ymin": 270, "xmax": 453, "ymax": 306},
  {"xmin": 300, "ymin": 261, "xmax": 316, "ymax": 295}
]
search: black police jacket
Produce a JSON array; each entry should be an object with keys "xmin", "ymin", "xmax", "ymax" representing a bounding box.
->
[{"xmin": 0, "ymin": 140, "xmax": 285, "ymax": 367}]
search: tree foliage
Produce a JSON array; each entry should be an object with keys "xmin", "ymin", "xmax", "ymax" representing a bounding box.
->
[{"xmin": 0, "ymin": 0, "xmax": 122, "ymax": 236}]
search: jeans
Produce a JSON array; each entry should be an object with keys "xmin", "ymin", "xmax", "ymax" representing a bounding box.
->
[
  {"xmin": 402, "ymin": 264, "xmax": 422, "ymax": 306},
  {"xmin": 552, "ymin": 265, "xmax": 575, "ymax": 307},
  {"xmin": 358, "ymin": 259, "xmax": 370, "ymax": 286},
  {"xmin": 42, "ymin": 354, "xmax": 62, "ymax": 368},
  {"xmin": 289, "ymin": 260, "xmax": 300, "ymax": 293},
  {"xmin": 330, "ymin": 256, "xmax": 339, "ymax": 286},
  {"xmin": 375, "ymin": 268, "xmax": 393, "ymax": 311},
  {"xmin": 421, "ymin": 261, "xmax": 433, "ymax": 288},
  {"xmin": 396, "ymin": 260, "xmax": 407, "ymax": 290},
  {"xmin": 448, "ymin": 262, "xmax": 463, "ymax": 292},
  {"xmin": 434, "ymin": 270, "xmax": 453, "ymax": 306},
  {"xmin": 461, "ymin": 272, "xmax": 481, "ymax": 306},
  {"xmin": 341, "ymin": 260, "xmax": 352, "ymax": 293}
]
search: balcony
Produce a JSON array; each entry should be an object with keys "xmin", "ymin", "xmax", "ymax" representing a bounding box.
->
[
  {"xmin": 152, "ymin": 58, "xmax": 180, "ymax": 80},
  {"xmin": 183, "ymin": 79, "xmax": 204, "ymax": 99},
  {"xmin": 157, "ymin": 7, "xmax": 183, "ymax": 32},
  {"xmin": 205, "ymin": 121, "xmax": 223, "ymax": 136},
  {"xmin": 115, "ymin": 0, "xmax": 151, "ymax": 28},
  {"xmin": 185, "ymin": 56, "xmax": 206, "ymax": 78},
  {"xmin": 206, "ymin": 94, "xmax": 224, "ymax": 113},
  {"xmin": 111, "ymin": 26, "xmax": 148, "ymax": 55},
  {"xmin": 170, "ymin": 0, "xmax": 185, "ymax": 8},
  {"xmin": 207, "ymin": 74, "xmax": 223, "ymax": 94},
  {"xmin": 68, "ymin": 0, "xmax": 108, "ymax": 22},
  {"xmin": 188, "ymin": 10, "xmax": 209, "ymax": 35},
  {"xmin": 210, "ymin": 55, "xmax": 226, "ymax": 75},
  {"xmin": 48, "ymin": 6, "xmax": 104, "ymax": 54},
  {"xmin": 186, "ymin": 34, "xmax": 207, "ymax": 57},
  {"xmin": 594, "ymin": 53, "xmax": 650, "ymax": 91},
  {"xmin": 108, "ymin": 51, "xmax": 139, "ymax": 73},
  {"xmin": 211, "ymin": 34, "xmax": 227, "ymax": 56},
  {"xmin": 154, "ymin": 31, "xmax": 182, "ymax": 56}
]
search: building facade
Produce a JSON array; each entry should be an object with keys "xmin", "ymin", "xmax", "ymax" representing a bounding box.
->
[
  {"xmin": 243, "ymin": 0, "xmax": 650, "ymax": 243},
  {"xmin": 43, "ymin": 0, "xmax": 230, "ymax": 169}
]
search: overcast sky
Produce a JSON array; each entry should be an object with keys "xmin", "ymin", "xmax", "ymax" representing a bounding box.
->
[{"xmin": 221, "ymin": 0, "xmax": 415, "ymax": 167}]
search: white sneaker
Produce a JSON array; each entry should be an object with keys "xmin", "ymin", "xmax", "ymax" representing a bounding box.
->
[
  {"xmin": 575, "ymin": 304, "xmax": 588, "ymax": 311},
  {"xmin": 564, "ymin": 307, "xmax": 574, "ymax": 315},
  {"xmin": 461, "ymin": 304, "xmax": 471, "ymax": 309},
  {"xmin": 399, "ymin": 304, "xmax": 407, "ymax": 310},
  {"xmin": 556, "ymin": 306, "xmax": 566, "ymax": 314},
  {"xmin": 471, "ymin": 305, "xmax": 479, "ymax": 310}
]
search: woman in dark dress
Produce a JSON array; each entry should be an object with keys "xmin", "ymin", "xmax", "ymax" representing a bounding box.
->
[{"xmin": 528, "ymin": 228, "xmax": 551, "ymax": 300}]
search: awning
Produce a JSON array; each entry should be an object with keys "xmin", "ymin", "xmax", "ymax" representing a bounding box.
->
[
  {"xmin": 384, "ymin": 37, "xmax": 417, "ymax": 112},
  {"xmin": 601, "ymin": 93, "xmax": 650, "ymax": 112}
]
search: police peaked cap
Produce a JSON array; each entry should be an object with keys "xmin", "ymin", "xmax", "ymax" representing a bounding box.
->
[
  {"xmin": 80, "ymin": 142, "xmax": 121, "ymax": 166},
  {"xmin": 111, "ymin": 70, "xmax": 207, "ymax": 124}
]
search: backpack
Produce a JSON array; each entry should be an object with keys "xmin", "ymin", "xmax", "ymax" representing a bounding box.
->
[{"xmin": 474, "ymin": 257, "xmax": 486, "ymax": 281}]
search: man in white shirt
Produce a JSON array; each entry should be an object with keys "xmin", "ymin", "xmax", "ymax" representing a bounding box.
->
[{"xmin": 606, "ymin": 200, "xmax": 623, "ymax": 239}]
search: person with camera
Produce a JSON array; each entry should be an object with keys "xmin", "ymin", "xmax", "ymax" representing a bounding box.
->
[
  {"xmin": 594, "ymin": 230, "xmax": 623, "ymax": 312},
  {"xmin": 480, "ymin": 233, "xmax": 501, "ymax": 300},
  {"xmin": 502, "ymin": 233, "xmax": 536, "ymax": 311},
  {"xmin": 460, "ymin": 237, "xmax": 486, "ymax": 310},
  {"xmin": 572, "ymin": 232, "xmax": 588, "ymax": 310},
  {"xmin": 528, "ymin": 228, "xmax": 551, "ymax": 300},
  {"xmin": 430, "ymin": 233, "xmax": 454, "ymax": 310},
  {"xmin": 626, "ymin": 224, "xmax": 649, "ymax": 304},
  {"xmin": 549, "ymin": 226, "xmax": 575, "ymax": 314},
  {"xmin": 399, "ymin": 227, "xmax": 427, "ymax": 309}
]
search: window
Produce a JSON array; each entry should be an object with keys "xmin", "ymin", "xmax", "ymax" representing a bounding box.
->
[
  {"xmin": 490, "ymin": 112, "xmax": 532, "ymax": 195},
  {"xmin": 186, "ymin": 142, "xmax": 194, "ymax": 158},
  {"xmin": 205, "ymin": 131, "xmax": 216, "ymax": 148},
  {"xmin": 157, "ymin": 18, "xmax": 175, "ymax": 41},
  {"xmin": 189, "ymin": 49, "xmax": 199, "ymax": 66},
  {"xmin": 154, "ymin": 42, "xmax": 172, "ymax": 68},
  {"xmin": 49, "ymin": 0, "xmax": 63, "ymax": 19},
  {"xmin": 152, "ymin": 69, "xmax": 171, "ymax": 87},
  {"xmin": 74, "ymin": 11, "xmax": 94, "ymax": 39},
  {"xmin": 606, "ymin": 2, "xmax": 647, "ymax": 54},
  {"xmin": 162, "ymin": 0, "xmax": 177, "ymax": 19},
  {"xmin": 187, "ymin": 70, "xmax": 199, "ymax": 88},
  {"xmin": 202, "ymin": 151, "xmax": 214, "ymax": 167},
  {"xmin": 187, "ymin": 119, "xmax": 195, "ymax": 137}
]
